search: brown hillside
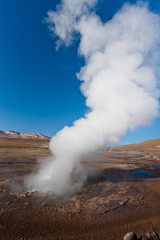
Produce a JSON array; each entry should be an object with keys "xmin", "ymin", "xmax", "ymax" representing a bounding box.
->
[{"xmin": 115, "ymin": 139, "xmax": 160, "ymax": 152}]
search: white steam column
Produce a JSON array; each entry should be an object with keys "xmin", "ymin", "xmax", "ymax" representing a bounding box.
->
[{"xmin": 25, "ymin": 1, "xmax": 160, "ymax": 195}]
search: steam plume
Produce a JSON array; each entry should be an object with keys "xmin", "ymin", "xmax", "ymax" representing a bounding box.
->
[{"xmin": 25, "ymin": 1, "xmax": 160, "ymax": 195}]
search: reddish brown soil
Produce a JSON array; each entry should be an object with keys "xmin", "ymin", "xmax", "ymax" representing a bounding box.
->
[
  {"xmin": 0, "ymin": 136, "xmax": 160, "ymax": 240},
  {"xmin": 111, "ymin": 138, "xmax": 160, "ymax": 152}
]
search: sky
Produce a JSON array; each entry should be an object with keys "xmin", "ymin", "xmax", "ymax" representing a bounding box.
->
[{"xmin": 1, "ymin": 0, "xmax": 160, "ymax": 145}]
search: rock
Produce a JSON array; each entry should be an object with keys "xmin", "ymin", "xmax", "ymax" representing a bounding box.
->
[
  {"xmin": 24, "ymin": 202, "xmax": 30, "ymax": 207},
  {"xmin": 145, "ymin": 231, "xmax": 159, "ymax": 240},
  {"xmin": 124, "ymin": 232, "xmax": 138, "ymax": 240},
  {"xmin": 19, "ymin": 193, "xmax": 27, "ymax": 198},
  {"xmin": 42, "ymin": 203, "xmax": 47, "ymax": 207},
  {"xmin": 5, "ymin": 131, "xmax": 21, "ymax": 137},
  {"xmin": 0, "ymin": 131, "xmax": 6, "ymax": 136},
  {"xmin": 22, "ymin": 133, "xmax": 49, "ymax": 139},
  {"xmin": 141, "ymin": 237, "xmax": 149, "ymax": 240}
]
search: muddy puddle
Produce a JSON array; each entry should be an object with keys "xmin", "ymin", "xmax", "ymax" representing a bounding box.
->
[
  {"xmin": 84, "ymin": 150, "xmax": 160, "ymax": 183},
  {"xmin": 94, "ymin": 167, "xmax": 160, "ymax": 182}
]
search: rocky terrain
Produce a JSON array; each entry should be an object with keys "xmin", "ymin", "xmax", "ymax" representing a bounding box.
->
[
  {"xmin": 0, "ymin": 134, "xmax": 160, "ymax": 239},
  {"xmin": 0, "ymin": 130, "xmax": 49, "ymax": 139}
]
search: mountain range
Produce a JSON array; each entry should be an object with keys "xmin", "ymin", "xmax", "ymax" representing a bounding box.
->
[{"xmin": 0, "ymin": 130, "xmax": 49, "ymax": 139}]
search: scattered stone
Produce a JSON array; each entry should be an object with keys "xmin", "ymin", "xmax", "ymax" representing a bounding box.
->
[
  {"xmin": 124, "ymin": 232, "xmax": 138, "ymax": 240},
  {"xmin": 24, "ymin": 202, "xmax": 30, "ymax": 207},
  {"xmin": 57, "ymin": 207, "xmax": 63, "ymax": 212},
  {"xmin": 145, "ymin": 231, "xmax": 159, "ymax": 240},
  {"xmin": 124, "ymin": 229, "xmax": 160, "ymax": 240},
  {"xmin": 42, "ymin": 203, "xmax": 47, "ymax": 207},
  {"xmin": 141, "ymin": 236, "xmax": 149, "ymax": 240},
  {"xmin": 20, "ymin": 193, "xmax": 27, "ymax": 198},
  {"xmin": 77, "ymin": 209, "xmax": 81, "ymax": 214}
]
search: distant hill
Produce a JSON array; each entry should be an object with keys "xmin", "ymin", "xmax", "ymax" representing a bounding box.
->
[
  {"xmin": 1, "ymin": 130, "xmax": 159, "ymax": 153},
  {"xmin": 112, "ymin": 139, "xmax": 160, "ymax": 152},
  {"xmin": 0, "ymin": 130, "xmax": 49, "ymax": 139}
]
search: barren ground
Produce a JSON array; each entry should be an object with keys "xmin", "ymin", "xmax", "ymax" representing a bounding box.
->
[{"xmin": 0, "ymin": 136, "xmax": 160, "ymax": 240}]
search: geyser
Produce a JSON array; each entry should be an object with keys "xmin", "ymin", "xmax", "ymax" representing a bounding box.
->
[{"xmin": 25, "ymin": 0, "xmax": 160, "ymax": 195}]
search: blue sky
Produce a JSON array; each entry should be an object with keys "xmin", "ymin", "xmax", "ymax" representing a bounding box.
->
[{"xmin": 0, "ymin": 0, "xmax": 160, "ymax": 144}]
